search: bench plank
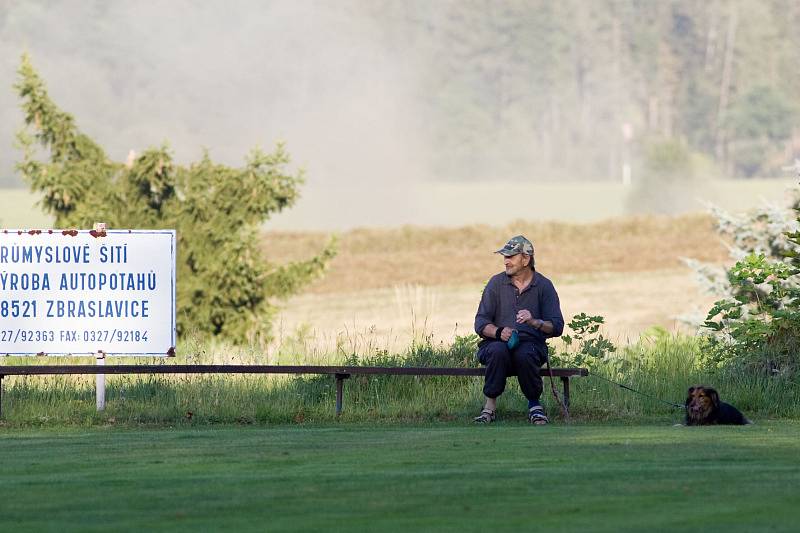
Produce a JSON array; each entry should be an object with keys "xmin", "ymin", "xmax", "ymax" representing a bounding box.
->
[
  {"xmin": 0, "ymin": 365, "xmax": 587, "ymax": 376},
  {"xmin": 0, "ymin": 365, "xmax": 587, "ymax": 417}
]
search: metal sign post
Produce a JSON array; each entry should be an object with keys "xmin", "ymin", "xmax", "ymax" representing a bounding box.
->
[
  {"xmin": 96, "ymin": 351, "xmax": 106, "ymax": 411},
  {"xmin": 94, "ymin": 223, "xmax": 106, "ymax": 412}
]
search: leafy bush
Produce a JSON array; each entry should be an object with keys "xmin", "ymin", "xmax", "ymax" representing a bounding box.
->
[
  {"xmin": 683, "ymin": 188, "xmax": 800, "ymax": 320},
  {"xmin": 14, "ymin": 55, "xmax": 335, "ymax": 342},
  {"xmin": 699, "ymin": 169, "xmax": 800, "ymax": 376},
  {"xmin": 703, "ymin": 252, "xmax": 800, "ymax": 376}
]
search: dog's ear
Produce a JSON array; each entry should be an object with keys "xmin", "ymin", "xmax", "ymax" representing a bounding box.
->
[
  {"xmin": 706, "ymin": 387, "xmax": 720, "ymax": 408},
  {"xmin": 685, "ymin": 386, "xmax": 695, "ymax": 405}
]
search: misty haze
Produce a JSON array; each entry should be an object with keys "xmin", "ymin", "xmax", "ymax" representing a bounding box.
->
[{"xmin": 1, "ymin": 1, "xmax": 798, "ymax": 229}]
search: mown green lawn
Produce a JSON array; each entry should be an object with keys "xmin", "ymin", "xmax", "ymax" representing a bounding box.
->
[{"xmin": 1, "ymin": 422, "xmax": 798, "ymax": 532}]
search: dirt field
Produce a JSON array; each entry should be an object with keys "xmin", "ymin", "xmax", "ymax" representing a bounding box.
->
[
  {"xmin": 265, "ymin": 214, "xmax": 730, "ymax": 354},
  {"xmin": 0, "ymin": 188, "xmax": 739, "ymax": 354}
]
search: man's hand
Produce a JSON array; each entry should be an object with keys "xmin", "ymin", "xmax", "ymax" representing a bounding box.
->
[
  {"xmin": 516, "ymin": 309, "xmax": 533, "ymax": 324},
  {"xmin": 482, "ymin": 324, "xmax": 514, "ymax": 341},
  {"xmin": 517, "ymin": 310, "xmax": 550, "ymax": 333}
]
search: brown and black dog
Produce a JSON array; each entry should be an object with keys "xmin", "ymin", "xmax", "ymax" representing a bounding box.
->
[{"xmin": 685, "ymin": 386, "xmax": 750, "ymax": 425}]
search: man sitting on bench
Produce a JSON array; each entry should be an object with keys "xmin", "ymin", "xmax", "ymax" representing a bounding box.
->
[{"xmin": 473, "ymin": 235, "xmax": 564, "ymax": 425}]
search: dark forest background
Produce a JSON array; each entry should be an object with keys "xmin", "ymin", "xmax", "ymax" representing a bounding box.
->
[{"xmin": 1, "ymin": 0, "xmax": 798, "ymax": 188}]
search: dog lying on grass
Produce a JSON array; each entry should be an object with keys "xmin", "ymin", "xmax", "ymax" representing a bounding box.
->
[{"xmin": 685, "ymin": 386, "xmax": 750, "ymax": 425}]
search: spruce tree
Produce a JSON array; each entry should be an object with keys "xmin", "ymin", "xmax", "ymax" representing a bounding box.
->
[{"xmin": 15, "ymin": 55, "xmax": 335, "ymax": 343}]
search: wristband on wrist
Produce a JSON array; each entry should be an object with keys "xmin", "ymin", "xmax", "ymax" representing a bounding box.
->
[{"xmin": 494, "ymin": 327, "xmax": 503, "ymax": 340}]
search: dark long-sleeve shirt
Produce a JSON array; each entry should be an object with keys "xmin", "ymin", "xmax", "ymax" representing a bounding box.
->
[{"xmin": 474, "ymin": 271, "xmax": 564, "ymax": 352}]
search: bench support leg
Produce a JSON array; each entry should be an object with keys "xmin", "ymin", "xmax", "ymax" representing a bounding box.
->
[
  {"xmin": 335, "ymin": 373, "xmax": 350, "ymax": 417},
  {"xmin": 560, "ymin": 376, "xmax": 570, "ymax": 408}
]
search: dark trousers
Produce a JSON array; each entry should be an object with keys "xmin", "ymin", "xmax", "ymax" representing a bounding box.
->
[{"xmin": 477, "ymin": 340, "xmax": 547, "ymax": 402}]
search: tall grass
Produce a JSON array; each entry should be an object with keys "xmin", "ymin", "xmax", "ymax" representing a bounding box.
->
[
  {"xmin": 2, "ymin": 331, "xmax": 797, "ymax": 426},
  {"xmin": 570, "ymin": 331, "xmax": 799, "ymax": 421}
]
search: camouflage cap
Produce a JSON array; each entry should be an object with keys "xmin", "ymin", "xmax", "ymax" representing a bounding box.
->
[{"xmin": 495, "ymin": 235, "xmax": 534, "ymax": 257}]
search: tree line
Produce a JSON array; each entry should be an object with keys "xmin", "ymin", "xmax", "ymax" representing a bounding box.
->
[{"xmin": 372, "ymin": 0, "xmax": 799, "ymax": 181}]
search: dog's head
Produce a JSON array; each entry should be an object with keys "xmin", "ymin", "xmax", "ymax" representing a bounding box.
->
[{"xmin": 685, "ymin": 386, "xmax": 720, "ymax": 422}]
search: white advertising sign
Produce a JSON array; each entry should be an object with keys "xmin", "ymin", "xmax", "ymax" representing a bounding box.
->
[{"xmin": 0, "ymin": 229, "xmax": 176, "ymax": 356}]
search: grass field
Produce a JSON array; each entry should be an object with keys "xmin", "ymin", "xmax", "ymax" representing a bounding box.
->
[
  {"xmin": 263, "ymin": 178, "xmax": 798, "ymax": 230},
  {"xmin": 2, "ymin": 185, "xmax": 799, "ymax": 531},
  {"xmin": 3, "ymin": 179, "xmax": 794, "ymax": 231},
  {"xmin": 1, "ymin": 423, "xmax": 798, "ymax": 532}
]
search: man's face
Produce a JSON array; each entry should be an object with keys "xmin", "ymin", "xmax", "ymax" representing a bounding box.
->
[{"xmin": 504, "ymin": 253, "xmax": 529, "ymax": 276}]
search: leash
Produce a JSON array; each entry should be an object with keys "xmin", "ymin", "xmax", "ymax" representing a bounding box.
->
[
  {"xmin": 544, "ymin": 357, "xmax": 571, "ymax": 422},
  {"xmin": 588, "ymin": 371, "xmax": 685, "ymax": 409}
]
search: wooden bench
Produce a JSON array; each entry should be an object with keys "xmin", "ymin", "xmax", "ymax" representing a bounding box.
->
[{"xmin": 0, "ymin": 365, "xmax": 588, "ymax": 417}]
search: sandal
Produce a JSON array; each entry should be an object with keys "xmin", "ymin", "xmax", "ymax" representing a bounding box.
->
[
  {"xmin": 473, "ymin": 408, "xmax": 496, "ymax": 424},
  {"xmin": 529, "ymin": 406, "xmax": 548, "ymax": 425}
]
